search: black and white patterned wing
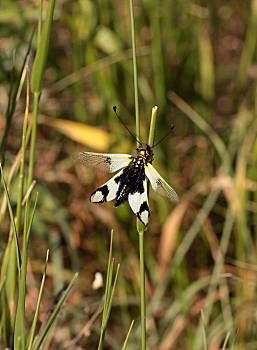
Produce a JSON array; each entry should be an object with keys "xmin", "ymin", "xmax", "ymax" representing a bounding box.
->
[
  {"xmin": 145, "ymin": 164, "xmax": 179, "ymax": 203},
  {"xmin": 90, "ymin": 170, "xmax": 124, "ymax": 203},
  {"xmin": 75, "ymin": 152, "xmax": 132, "ymax": 173},
  {"xmin": 128, "ymin": 179, "xmax": 150, "ymax": 226}
]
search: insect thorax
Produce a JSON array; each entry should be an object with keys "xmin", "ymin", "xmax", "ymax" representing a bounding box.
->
[
  {"xmin": 136, "ymin": 143, "xmax": 153, "ymax": 165},
  {"xmin": 131, "ymin": 156, "xmax": 146, "ymax": 169}
]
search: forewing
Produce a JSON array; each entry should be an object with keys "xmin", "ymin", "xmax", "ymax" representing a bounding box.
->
[
  {"xmin": 75, "ymin": 152, "xmax": 132, "ymax": 173},
  {"xmin": 128, "ymin": 179, "xmax": 150, "ymax": 226},
  {"xmin": 145, "ymin": 164, "xmax": 179, "ymax": 203},
  {"xmin": 90, "ymin": 169, "xmax": 123, "ymax": 203}
]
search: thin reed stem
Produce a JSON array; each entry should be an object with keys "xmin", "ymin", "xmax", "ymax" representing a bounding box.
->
[
  {"xmin": 148, "ymin": 106, "xmax": 158, "ymax": 147},
  {"xmin": 16, "ymin": 68, "xmax": 30, "ymax": 237},
  {"xmin": 139, "ymin": 231, "xmax": 146, "ymax": 350},
  {"xmin": 27, "ymin": 92, "xmax": 39, "ymax": 187},
  {"xmin": 129, "ymin": 1, "xmax": 147, "ymax": 348},
  {"xmin": 37, "ymin": 0, "xmax": 43, "ymax": 47},
  {"xmin": 129, "ymin": 0, "xmax": 140, "ymax": 145}
]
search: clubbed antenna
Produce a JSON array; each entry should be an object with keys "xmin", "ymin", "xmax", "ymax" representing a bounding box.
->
[
  {"xmin": 113, "ymin": 106, "xmax": 141, "ymax": 144},
  {"xmin": 152, "ymin": 124, "xmax": 175, "ymax": 148}
]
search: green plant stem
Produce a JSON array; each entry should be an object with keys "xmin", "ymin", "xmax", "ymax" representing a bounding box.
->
[
  {"xmin": 122, "ymin": 320, "xmax": 134, "ymax": 350},
  {"xmin": 137, "ymin": 107, "xmax": 158, "ymax": 350},
  {"xmin": 129, "ymin": 0, "xmax": 140, "ymax": 145},
  {"xmin": 98, "ymin": 330, "xmax": 105, "ymax": 350},
  {"xmin": 28, "ymin": 92, "xmax": 40, "ymax": 187},
  {"xmin": 129, "ymin": 2, "xmax": 147, "ymax": 348},
  {"xmin": 34, "ymin": 273, "xmax": 78, "ymax": 350},
  {"xmin": 38, "ymin": 0, "xmax": 43, "ymax": 47},
  {"xmin": 16, "ymin": 71, "xmax": 29, "ymax": 236},
  {"xmin": 148, "ymin": 106, "xmax": 158, "ymax": 147},
  {"xmin": 27, "ymin": 249, "xmax": 49, "ymax": 350},
  {"xmin": 139, "ymin": 231, "xmax": 146, "ymax": 350}
]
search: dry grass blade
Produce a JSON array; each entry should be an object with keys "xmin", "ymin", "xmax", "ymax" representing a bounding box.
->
[
  {"xmin": 22, "ymin": 180, "xmax": 36, "ymax": 206},
  {"xmin": 158, "ymin": 200, "xmax": 189, "ymax": 281},
  {"xmin": 63, "ymin": 304, "xmax": 103, "ymax": 348},
  {"xmin": 159, "ymin": 315, "xmax": 187, "ymax": 350}
]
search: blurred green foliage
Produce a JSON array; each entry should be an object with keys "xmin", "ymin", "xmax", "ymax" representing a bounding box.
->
[{"xmin": 1, "ymin": 0, "xmax": 257, "ymax": 349}]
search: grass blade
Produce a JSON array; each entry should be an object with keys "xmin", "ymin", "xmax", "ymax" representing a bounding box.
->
[
  {"xmin": 222, "ymin": 332, "xmax": 230, "ymax": 350},
  {"xmin": 129, "ymin": 0, "xmax": 140, "ymax": 144},
  {"xmin": 0, "ymin": 164, "xmax": 21, "ymax": 272},
  {"xmin": 103, "ymin": 264, "xmax": 120, "ymax": 329},
  {"xmin": 0, "ymin": 31, "xmax": 34, "ymax": 165},
  {"xmin": 122, "ymin": 320, "xmax": 134, "ymax": 350},
  {"xmin": 98, "ymin": 231, "xmax": 120, "ymax": 350},
  {"xmin": 31, "ymin": 0, "xmax": 56, "ymax": 93},
  {"xmin": 235, "ymin": 0, "xmax": 257, "ymax": 95},
  {"xmin": 16, "ymin": 66, "xmax": 30, "ymax": 238},
  {"xmin": 33, "ymin": 272, "xmax": 78, "ymax": 350},
  {"xmin": 103, "ymin": 230, "xmax": 114, "ymax": 311},
  {"xmin": 14, "ymin": 193, "xmax": 38, "ymax": 350},
  {"xmin": 201, "ymin": 310, "xmax": 208, "ymax": 350},
  {"xmin": 27, "ymin": 250, "xmax": 49, "ymax": 350}
]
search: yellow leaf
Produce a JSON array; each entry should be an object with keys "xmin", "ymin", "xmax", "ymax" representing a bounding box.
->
[{"xmin": 39, "ymin": 116, "xmax": 113, "ymax": 151}]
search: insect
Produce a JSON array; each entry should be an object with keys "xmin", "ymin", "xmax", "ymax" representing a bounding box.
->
[{"xmin": 75, "ymin": 107, "xmax": 179, "ymax": 226}]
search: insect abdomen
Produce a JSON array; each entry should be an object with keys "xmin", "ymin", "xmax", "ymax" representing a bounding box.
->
[{"xmin": 114, "ymin": 159, "xmax": 145, "ymax": 207}]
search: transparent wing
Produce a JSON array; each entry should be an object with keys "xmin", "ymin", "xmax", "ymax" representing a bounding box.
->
[
  {"xmin": 128, "ymin": 179, "xmax": 150, "ymax": 226},
  {"xmin": 145, "ymin": 163, "xmax": 179, "ymax": 203},
  {"xmin": 75, "ymin": 152, "xmax": 132, "ymax": 173}
]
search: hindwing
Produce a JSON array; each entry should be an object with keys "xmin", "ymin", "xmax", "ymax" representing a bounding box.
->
[
  {"xmin": 128, "ymin": 178, "xmax": 150, "ymax": 226},
  {"xmin": 90, "ymin": 169, "xmax": 124, "ymax": 203},
  {"xmin": 145, "ymin": 163, "xmax": 179, "ymax": 203}
]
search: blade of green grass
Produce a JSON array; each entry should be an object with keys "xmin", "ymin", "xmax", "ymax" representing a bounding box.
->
[
  {"xmin": 198, "ymin": 23, "xmax": 215, "ymax": 103},
  {"xmin": 14, "ymin": 193, "xmax": 38, "ymax": 350},
  {"xmin": 28, "ymin": 0, "xmax": 56, "ymax": 189},
  {"xmin": 33, "ymin": 272, "xmax": 78, "ymax": 350},
  {"xmin": 102, "ymin": 230, "xmax": 114, "ymax": 320},
  {"xmin": 98, "ymin": 261, "xmax": 120, "ymax": 350},
  {"xmin": 129, "ymin": 0, "xmax": 140, "ymax": 145},
  {"xmin": 235, "ymin": 0, "xmax": 257, "ymax": 96},
  {"xmin": 201, "ymin": 310, "xmax": 208, "ymax": 350},
  {"xmin": 98, "ymin": 230, "xmax": 116, "ymax": 350},
  {"xmin": 0, "ymin": 164, "xmax": 22, "ymax": 273},
  {"xmin": 16, "ymin": 67, "xmax": 30, "ymax": 238},
  {"xmin": 37, "ymin": 0, "xmax": 43, "ymax": 46},
  {"xmin": 103, "ymin": 264, "xmax": 120, "ymax": 329},
  {"xmin": 0, "ymin": 31, "xmax": 34, "ymax": 165},
  {"xmin": 0, "ymin": 118, "xmax": 33, "ymax": 225},
  {"xmin": 25, "ymin": 193, "xmax": 38, "ymax": 246},
  {"xmin": 138, "ymin": 231, "xmax": 146, "ymax": 350},
  {"xmin": 31, "ymin": 0, "xmax": 56, "ymax": 93},
  {"xmin": 27, "ymin": 250, "xmax": 49, "ymax": 350},
  {"xmin": 122, "ymin": 320, "xmax": 134, "ymax": 350},
  {"xmin": 150, "ymin": 1, "xmax": 166, "ymax": 113},
  {"xmin": 222, "ymin": 332, "xmax": 230, "ymax": 350},
  {"xmin": 0, "ymin": 71, "xmax": 31, "ymax": 343}
]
